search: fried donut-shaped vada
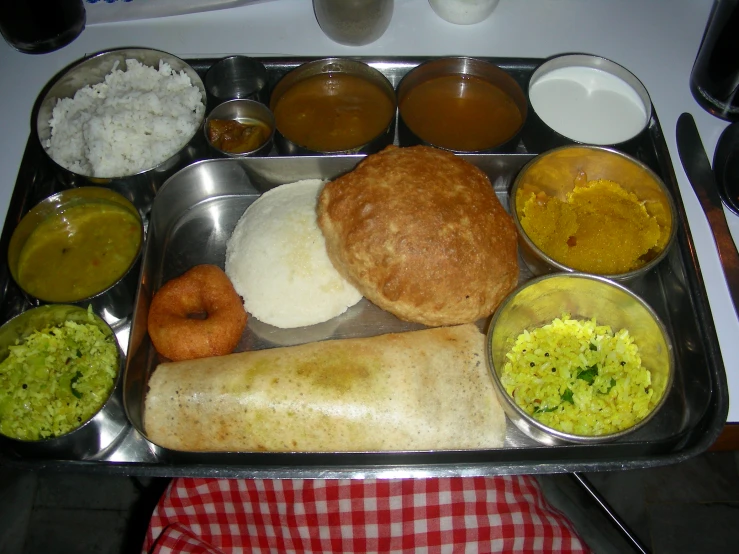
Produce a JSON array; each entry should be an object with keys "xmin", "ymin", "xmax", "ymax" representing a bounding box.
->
[{"xmin": 148, "ymin": 264, "xmax": 247, "ymax": 361}]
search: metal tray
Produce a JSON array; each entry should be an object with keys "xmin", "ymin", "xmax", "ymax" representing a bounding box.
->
[{"xmin": 0, "ymin": 56, "xmax": 728, "ymax": 477}]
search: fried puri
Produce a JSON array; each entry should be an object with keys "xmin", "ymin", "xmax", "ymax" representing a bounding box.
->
[{"xmin": 317, "ymin": 145, "xmax": 519, "ymax": 326}]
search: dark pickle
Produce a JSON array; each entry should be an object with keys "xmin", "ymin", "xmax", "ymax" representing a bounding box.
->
[{"xmin": 207, "ymin": 118, "xmax": 271, "ymax": 154}]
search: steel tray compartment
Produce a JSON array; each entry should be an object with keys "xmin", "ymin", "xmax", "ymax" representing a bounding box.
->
[{"xmin": 0, "ymin": 56, "xmax": 727, "ymax": 478}]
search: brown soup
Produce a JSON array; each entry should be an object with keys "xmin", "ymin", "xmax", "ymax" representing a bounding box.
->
[
  {"xmin": 399, "ymin": 74, "xmax": 523, "ymax": 151},
  {"xmin": 272, "ymin": 73, "xmax": 395, "ymax": 152}
]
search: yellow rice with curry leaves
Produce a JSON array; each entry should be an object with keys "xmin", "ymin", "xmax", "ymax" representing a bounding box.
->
[
  {"xmin": 0, "ymin": 310, "xmax": 118, "ymax": 441},
  {"xmin": 501, "ymin": 314, "xmax": 654, "ymax": 436}
]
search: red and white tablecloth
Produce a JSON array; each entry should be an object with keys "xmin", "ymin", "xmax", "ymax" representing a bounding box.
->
[{"xmin": 143, "ymin": 476, "xmax": 590, "ymax": 553}]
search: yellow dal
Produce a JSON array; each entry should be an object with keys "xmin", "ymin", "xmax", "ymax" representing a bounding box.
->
[
  {"xmin": 517, "ymin": 177, "xmax": 665, "ymax": 274},
  {"xmin": 17, "ymin": 203, "xmax": 141, "ymax": 302}
]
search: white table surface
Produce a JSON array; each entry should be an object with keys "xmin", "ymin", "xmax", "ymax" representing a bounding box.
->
[{"xmin": 1, "ymin": 0, "xmax": 736, "ymax": 423}]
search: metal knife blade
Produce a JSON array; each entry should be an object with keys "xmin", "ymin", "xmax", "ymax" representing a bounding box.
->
[{"xmin": 676, "ymin": 112, "xmax": 739, "ymax": 316}]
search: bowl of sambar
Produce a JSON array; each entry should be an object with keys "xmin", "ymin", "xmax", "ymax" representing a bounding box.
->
[
  {"xmin": 397, "ymin": 57, "xmax": 527, "ymax": 153},
  {"xmin": 510, "ymin": 145, "xmax": 677, "ymax": 282},
  {"xmin": 269, "ymin": 58, "xmax": 397, "ymax": 155},
  {"xmin": 8, "ymin": 187, "xmax": 144, "ymax": 323}
]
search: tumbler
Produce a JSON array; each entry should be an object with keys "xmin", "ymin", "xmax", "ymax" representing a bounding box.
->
[
  {"xmin": 690, "ymin": 0, "xmax": 739, "ymax": 121},
  {"xmin": 0, "ymin": 0, "xmax": 85, "ymax": 54}
]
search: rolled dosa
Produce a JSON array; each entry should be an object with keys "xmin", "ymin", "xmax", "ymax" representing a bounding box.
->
[{"xmin": 144, "ymin": 324, "xmax": 506, "ymax": 452}]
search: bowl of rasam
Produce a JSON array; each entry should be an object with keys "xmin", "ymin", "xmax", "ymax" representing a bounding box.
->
[
  {"xmin": 397, "ymin": 57, "xmax": 527, "ymax": 152},
  {"xmin": 269, "ymin": 57, "xmax": 397, "ymax": 155}
]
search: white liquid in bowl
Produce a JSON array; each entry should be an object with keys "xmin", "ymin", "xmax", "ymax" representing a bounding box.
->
[{"xmin": 529, "ymin": 66, "xmax": 648, "ymax": 145}]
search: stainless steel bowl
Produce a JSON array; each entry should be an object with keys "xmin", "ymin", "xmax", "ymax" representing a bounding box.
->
[
  {"xmin": 0, "ymin": 305, "xmax": 127, "ymax": 459},
  {"xmin": 204, "ymin": 99, "xmax": 276, "ymax": 157},
  {"xmin": 204, "ymin": 55, "xmax": 269, "ymax": 108},
  {"xmin": 35, "ymin": 48, "xmax": 207, "ymax": 215},
  {"xmin": 396, "ymin": 56, "xmax": 527, "ymax": 153},
  {"xmin": 269, "ymin": 57, "xmax": 397, "ymax": 155},
  {"xmin": 525, "ymin": 53, "xmax": 652, "ymax": 154},
  {"xmin": 487, "ymin": 273, "xmax": 674, "ymax": 445},
  {"xmin": 7, "ymin": 187, "xmax": 144, "ymax": 326},
  {"xmin": 510, "ymin": 145, "xmax": 677, "ymax": 283}
]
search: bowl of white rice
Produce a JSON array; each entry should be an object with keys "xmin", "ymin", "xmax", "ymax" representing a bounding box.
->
[
  {"xmin": 35, "ymin": 48, "xmax": 207, "ymax": 214},
  {"xmin": 0, "ymin": 305, "xmax": 127, "ymax": 459},
  {"xmin": 486, "ymin": 273, "xmax": 674, "ymax": 445}
]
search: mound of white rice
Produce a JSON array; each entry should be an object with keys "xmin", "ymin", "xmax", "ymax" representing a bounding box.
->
[
  {"xmin": 44, "ymin": 59, "xmax": 204, "ymax": 178},
  {"xmin": 501, "ymin": 314, "xmax": 655, "ymax": 436}
]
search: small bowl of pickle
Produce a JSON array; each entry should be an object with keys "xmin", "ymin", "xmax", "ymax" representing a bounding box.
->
[{"xmin": 204, "ymin": 99, "xmax": 275, "ymax": 157}]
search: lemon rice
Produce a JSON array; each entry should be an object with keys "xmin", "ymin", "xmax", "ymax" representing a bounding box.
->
[
  {"xmin": 0, "ymin": 309, "xmax": 118, "ymax": 441},
  {"xmin": 501, "ymin": 314, "xmax": 654, "ymax": 436}
]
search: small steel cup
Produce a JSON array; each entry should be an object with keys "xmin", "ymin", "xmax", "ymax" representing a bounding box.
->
[
  {"xmin": 204, "ymin": 99, "xmax": 275, "ymax": 157},
  {"xmin": 205, "ymin": 56, "xmax": 269, "ymax": 109}
]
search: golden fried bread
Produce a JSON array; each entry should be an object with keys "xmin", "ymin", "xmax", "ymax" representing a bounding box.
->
[{"xmin": 317, "ymin": 145, "xmax": 518, "ymax": 326}]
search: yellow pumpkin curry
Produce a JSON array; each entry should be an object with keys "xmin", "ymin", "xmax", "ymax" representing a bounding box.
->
[{"xmin": 517, "ymin": 175, "xmax": 667, "ymax": 275}]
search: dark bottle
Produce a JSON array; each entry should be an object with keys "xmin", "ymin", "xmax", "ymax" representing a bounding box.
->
[
  {"xmin": 690, "ymin": 0, "xmax": 739, "ymax": 121},
  {"xmin": 0, "ymin": 0, "xmax": 86, "ymax": 55}
]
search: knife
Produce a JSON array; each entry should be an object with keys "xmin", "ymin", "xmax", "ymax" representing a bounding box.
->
[{"xmin": 676, "ymin": 112, "xmax": 739, "ymax": 316}]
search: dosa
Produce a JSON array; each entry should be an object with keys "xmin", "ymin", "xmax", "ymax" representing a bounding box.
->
[{"xmin": 144, "ymin": 324, "xmax": 506, "ymax": 452}]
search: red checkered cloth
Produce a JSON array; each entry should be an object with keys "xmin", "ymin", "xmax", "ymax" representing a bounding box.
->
[{"xmin": 143, "ymin": 476, "xmax": 589, "ymax": 554}]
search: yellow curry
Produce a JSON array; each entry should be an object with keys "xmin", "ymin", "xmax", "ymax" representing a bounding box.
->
[
  {"xmin": 17, "ymin": 202, "xmax": 141, "ymax": 302},
  {"xmin": 517, "ymin": 176, "xmax": 666, "ymax": 275}
]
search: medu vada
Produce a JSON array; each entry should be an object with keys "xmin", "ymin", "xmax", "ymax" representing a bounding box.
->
[{"xmin": 147, "ymin": 264, "xmax": 247, "ymax": 361}]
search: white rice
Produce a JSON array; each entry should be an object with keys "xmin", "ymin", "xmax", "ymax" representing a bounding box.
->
[{"xmin": 44, "ymin": 59, "xmax": 204, "ymax": 178}]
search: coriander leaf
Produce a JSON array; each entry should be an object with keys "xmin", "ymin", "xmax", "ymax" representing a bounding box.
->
[
  {"xmin": 597, "ymin": 378, "xmax": 618, "ymax": 395},
  {"xmin": 589, "ymin": 343, "xmax": 597, "ymax": 351},
  {"xmin": 576, "ymin": 364, "xmax": 599, "ymax": 385},
  {"xmin": 561, "ymin": 388, "xmax": 574, "ymax": 404}
]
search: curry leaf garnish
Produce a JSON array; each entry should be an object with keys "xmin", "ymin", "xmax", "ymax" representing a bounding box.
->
[
  {"xmin": 70, "ymin": 371, "xmax": 83, "ymax": 399},
  {"xmin": 576, "ymin": 364, "xmax": 599, "ymax": 385},
  {"xmin": 561, "ymin": 388, "xmax": 574, "ymax": 404},
  {"xmin": 589, "ymin": 343, "xmax": 597, "ymax": 351}
]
